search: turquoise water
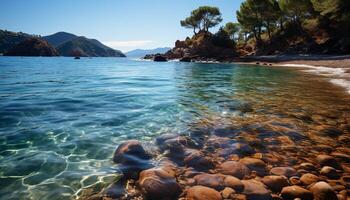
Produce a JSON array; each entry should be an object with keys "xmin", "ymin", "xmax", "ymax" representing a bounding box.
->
[{"xmin": 0, "ymin": 57, "xmax": 349, "ymax": 199}]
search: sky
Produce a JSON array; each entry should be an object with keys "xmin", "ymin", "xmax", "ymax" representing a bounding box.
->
[{"xmin": 0, "ymin": 0, "xmax": 244, "ymax": 52}]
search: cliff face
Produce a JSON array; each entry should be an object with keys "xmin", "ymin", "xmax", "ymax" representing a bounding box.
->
[{"xmin": 4, "ymin": 38, "xmax": 59, "ymax": 56}]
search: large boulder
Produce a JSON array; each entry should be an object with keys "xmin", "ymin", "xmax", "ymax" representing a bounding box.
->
[
  {"xmin": 309, "ymin": 182, "xmax": 338, "ymax": 200},
  {"xmin": 186, "ymin": 186, "xmax": 222, "ymax": 200},
  {"xmin": 281, "ymin": 186, "xmax": 314, "ymax": 200},
  {"xmin": 138, "ymin": 167, "xmax": 181, "ymax": 200}
]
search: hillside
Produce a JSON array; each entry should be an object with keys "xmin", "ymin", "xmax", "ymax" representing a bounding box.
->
[
  {"xmin": 0, "ymin": 30, "xmax": 32, "ymax": 53},
  {"xmin": 56, "ymin": 36, "xmax": 126, "ymax": 57},
  {"xmin": 4, "ymin": 37, "xmax": 59, "ymax": 56},
  {"xmin": 126, "ymin": 47, "xmax": 171, "ymax": 58},
  {"xmin": 43, "ymin": 32, "xmax": 78, "ymax": 47}
]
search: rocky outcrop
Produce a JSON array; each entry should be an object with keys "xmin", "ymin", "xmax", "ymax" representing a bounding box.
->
[
  {"xmin": 4, "ymin": 38, "xmax": 59, "ymax": 56},
  {"xmin": 143, "ymin": 32, "xmax": 236, "ymax": 62}
]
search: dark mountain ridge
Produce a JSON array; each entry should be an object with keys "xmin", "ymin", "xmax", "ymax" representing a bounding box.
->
[
  {"xmin": 43, "ymin": 32, "xmax": 78, "ymax": 47},
  {"xmin": 0, "ymin": 29, "xmax": 125, "ymax": 57}
]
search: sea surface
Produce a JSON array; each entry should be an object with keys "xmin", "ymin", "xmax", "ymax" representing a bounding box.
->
[{"xmin": 0, "ymin": 57, "xmax": 349, "ymax": 199}]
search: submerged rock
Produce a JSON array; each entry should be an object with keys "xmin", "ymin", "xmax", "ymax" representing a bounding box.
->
[
  {"xmin": 219, "ymin": 161, "xmax": 250, "ymax": 179},
  {"xmin": 300, "ymin": 173, "xmax": 320, "ymax": 186},
  {"xmin": 309, "ymin": 181, "xmax": 338, "ymax": 200},
  {"xmin": 241, "ymin": 179, "xmax": 272, "ymax": 200},
  {"xmin": 239, "ymin": 158, "xmax": 267, "ymax": 176},
  {"xmin": 193, "ymin": 173, "xmax": 225, "ymax": 190},
  {"xmin": 281, "ymin": 186, "xmax": 313, "ymax": 200},
  {"xmin": 138, "ymin": 167, "xmax": 181, "ymax": 200},
  {"xmin": 316, "ymin": 155, "xmax": 341, "ymax": 169},
  {"xmin": 261, "ymin": 175, "xmax": 288, "ymax": 193},
  {"xmin": 113, "ymin": 140, "xmax": 151, "ymax": 176},
  {"xmin": 270, "ymin": 167, "xmax": 297, "ymax": 178},
  {"xmin": 320, "ymin": 166, "xmax": 340, "ymax": 179},
  {"xmin": 186, "ymin": 185, "xmax": 222, "ymax": 200},
  {"xmin": 184, "ymin": 150, "xmax": 214, "ymax": 171},
  {"xmin": 223, "ymin": 176, "xmax": 244, "ymax": 192}
]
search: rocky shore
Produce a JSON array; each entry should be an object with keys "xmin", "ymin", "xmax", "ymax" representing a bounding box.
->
[{"xmin": 83, "ymin": 120, "xmax": 350, "ymax": 200}]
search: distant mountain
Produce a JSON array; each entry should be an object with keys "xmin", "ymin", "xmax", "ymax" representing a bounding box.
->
[
  {"xmin": 126, "ymin": 47, "xmax": 171, "ymax": 58},
  {"xmin": 43, "ymin": 32, "xmax": 78, "ymax": 47},
  {"xmin": 0, "ymin": 30, "xmax": 32, "ymax": 53},
  {"xmin": 56, "ymin": 36, "xmax": 126, "ymax": 57},
  {"xmin": 4, "ymin": 37, "xmax": 59, "ymax": 56},
  {"xmin": 0, "ymin": 29, "xmax": 126, "ymax": 57}
]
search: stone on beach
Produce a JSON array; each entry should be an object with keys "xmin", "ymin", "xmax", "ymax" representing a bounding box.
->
[
  {"xmin": 137, "ymin": 167, "xmax": 181, "ymax": 200},
  {"xmin": 281, "ymin": 186, "xmax": 313, "ymax": 200},
  {"xmin": 186, "ymin": 185, "xmax": 222, "ymax": 200},
  {"xmin": 219, "ymin": 161, "xmax": 250, "ymax": 179}
]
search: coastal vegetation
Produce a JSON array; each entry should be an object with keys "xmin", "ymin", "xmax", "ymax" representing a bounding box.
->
[{"xmin": 147, "ymin": 0, "xmax": 350, "ymax": 62}]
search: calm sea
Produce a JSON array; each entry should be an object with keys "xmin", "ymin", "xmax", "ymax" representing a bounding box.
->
[{"xmin": 0, "ymin": 57, "xmax": 349, "ymax": 199}]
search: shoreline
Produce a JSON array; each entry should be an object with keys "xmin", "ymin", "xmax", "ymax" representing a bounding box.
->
[{"xmin": 234, "ymin": 55, "xmax": 350, "ymax": 95}]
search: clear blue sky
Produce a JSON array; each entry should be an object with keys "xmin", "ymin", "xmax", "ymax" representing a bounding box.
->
[{"xmin": 0, "ymin": 0, "xmax": 244, "ymax": 52}]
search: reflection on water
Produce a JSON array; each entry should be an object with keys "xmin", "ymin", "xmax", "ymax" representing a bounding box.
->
[{"xmin": 0, "ymin": 57, "xmax": 349, "ymax": 199}]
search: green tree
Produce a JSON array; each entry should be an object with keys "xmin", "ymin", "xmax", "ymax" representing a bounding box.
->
[
  {"xmin": 279, "ymin": 0, "xmax": 313, "ymax": 24},
  {"xmin": 192, "ymin": 6, "xmax": 223, "ymax": 32},
  {"xmin": 237, "ymin": 0, "xmax": 264, "ymax": 45},
  {"xmin": 224, "ymin": 22, "xmax": 241, "ymax": 40},
  {"xmin": 180, "ymin": 16, "xmax": 201, "ymax": 35}
]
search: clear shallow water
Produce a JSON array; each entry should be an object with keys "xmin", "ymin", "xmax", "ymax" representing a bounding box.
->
[{"xmin": 0, "ymin": 57, "xmax": 349, "ymax": 200}]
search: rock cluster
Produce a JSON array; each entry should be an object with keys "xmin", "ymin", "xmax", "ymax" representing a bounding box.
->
[{"xmin": 86, "ymin": 121, "xmax": 350, "ymax": 200}]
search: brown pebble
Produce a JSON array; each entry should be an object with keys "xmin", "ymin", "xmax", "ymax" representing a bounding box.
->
[
  {"xmin": 186, "ymin": 186, "xmax": 222, "ymax": 200},
  {"xmin": 309, "ymin": 181, "xmax": 338, "ymax": 200},
  {"xmin": 281, "ymin": 186, "xmax": 313, "ymax": 200},
  {"xmin": 300, "ymin": 173, "xmax": 320, "ymax": 186},
  {"xmin": 270, "ymin": 167, "xmax": 297, "ymax": 178}
]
